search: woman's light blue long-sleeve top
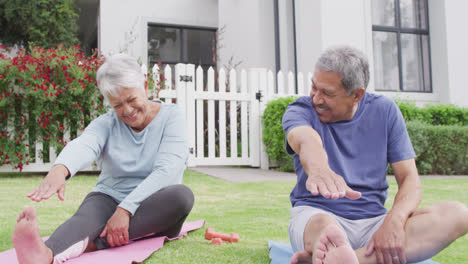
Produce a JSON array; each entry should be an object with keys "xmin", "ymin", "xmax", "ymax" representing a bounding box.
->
[{"xmin": 54, "ymin": 103, "xmax": 188, "ymax": 215}]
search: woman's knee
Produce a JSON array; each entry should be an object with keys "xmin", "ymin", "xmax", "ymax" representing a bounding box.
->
[
  {"xmin": 70, "ymin": 192, "xmax": 116, "ymax": 225},
  {"xmin": 163, "ymin": 184, "xmax": 194, "ymax": 215}
]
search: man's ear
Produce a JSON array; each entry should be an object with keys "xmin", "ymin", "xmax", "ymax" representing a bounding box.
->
[{"xmin": 353, "ymin": 88, "xmax": 365, "ymax": 103}]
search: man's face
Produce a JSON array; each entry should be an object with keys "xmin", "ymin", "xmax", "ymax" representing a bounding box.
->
[
  {"xmin": 310, "ymin": 70, "xmax": 362, "ymax": 123},
  {"xmin": 108, "ymin": 85, "xmax": 150, "ymax": 131}
]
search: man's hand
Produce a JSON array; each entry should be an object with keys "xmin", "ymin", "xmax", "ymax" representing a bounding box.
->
[
  {"xmin": 365, "ymin": 214, "xmax": 407, "ymax": 264},
  {"xmin": 27, "ymin": 164, "xmax": 69, "ymax": 202},
  {"xmin": 306, "ymin": 168, "xmax": 361, "ymax": 200},
  {"xmin": 363, "ymin": 158, "xmax": 419, "ymax": 263},
  {"xmin": 100, "ymin": 207, "xmax": 131, "ymax": 247}
]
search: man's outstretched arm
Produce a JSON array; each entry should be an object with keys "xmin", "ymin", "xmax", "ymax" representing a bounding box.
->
[{"xmin": 287, "ymin": 126, "xmax": 361, "ymax": 200}]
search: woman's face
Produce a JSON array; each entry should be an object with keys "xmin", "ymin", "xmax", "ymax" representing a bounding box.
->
[{"xmin": 108, "ymin": 84, "xmax": 150, "ymax": 132}]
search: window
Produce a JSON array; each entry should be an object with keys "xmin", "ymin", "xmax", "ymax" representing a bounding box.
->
[
  {"xmin": 147, "ymin": 25, "xmax": 216, "ymax": 69},
  {"xmin": 371, "ymin": 0, "xmax": 431, "ymax": 92}
]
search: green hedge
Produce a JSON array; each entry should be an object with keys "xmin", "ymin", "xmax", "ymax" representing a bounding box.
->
[
  {"xmin": 406, "ymin": 121, "xmax": 468, "ymax": 175},
  {"xmin": 396, "ymin": 100, "xmax": 468, "ymax": 126},
  {"xmin": 262, "ymin": 96, "xmax": 297, "ymax": 171},
  {"xmin": 263, "ymin": 97, "xmax": 468, "ymax": 175}
]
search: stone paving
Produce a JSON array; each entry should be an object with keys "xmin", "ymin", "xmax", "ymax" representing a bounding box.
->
[{"xmin": 189, "ymin": 166, "xmax": 468, "ymax": 183}]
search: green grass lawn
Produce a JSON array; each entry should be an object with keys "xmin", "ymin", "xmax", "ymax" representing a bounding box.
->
[{"xmin": 0, "ymin": 171, "xmax": 467, "ymax": 263}]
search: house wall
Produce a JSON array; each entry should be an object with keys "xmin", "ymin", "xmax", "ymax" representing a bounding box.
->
[
  {"xmin": 277, "ymin": 0, "xmax": 295, "ymax": 73},
  {"xmin": 292, "ymin": 0, "xmax": 468, "ymax": 107},
  {"xmin": 436, "ymin": 0, "xmax": 468, "ymax": 107},
  {"xmin": 429, "ymin": 0, "xmax": 450, "ymax": 106},
  {"xmin": 295, "ymin": 0, "xmax": 371, "ymax": 75},
  {"xmin": 217, "ymin": 0, "xmax": 276, "ymax": 70},
  {"xmin": 95, "ymin": 0, "xmax": 466, "ymax": 107},
  {"xmin": 294, "ymin": 0, "xmax": 323, "ymax": 76},
  {"xmin": 98, "ymin": 0, "xmax": 218, "ymax": 65}
]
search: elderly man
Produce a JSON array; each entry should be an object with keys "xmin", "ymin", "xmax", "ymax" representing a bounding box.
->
[{"xmin": 283, "ymin": 45, "xmax": 468, "ymax": 264}]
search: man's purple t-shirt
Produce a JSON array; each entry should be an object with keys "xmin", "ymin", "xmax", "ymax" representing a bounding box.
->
[{"xmin": 282, "ymin": 93, "xmax": 415, "ymax": 220}]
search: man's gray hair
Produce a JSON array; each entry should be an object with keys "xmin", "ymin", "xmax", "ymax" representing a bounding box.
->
[
  {"xmin": 96, "ymin": 53, "xmax": 145, "ymax": 103},
  {"xmin": 315, "ymin": 45, "xmax": 370, "ymax": 95}
]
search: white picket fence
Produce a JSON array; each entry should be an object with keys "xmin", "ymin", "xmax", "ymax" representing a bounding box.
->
[
  {"xmin": 148, "ymin": 63, "xmax": 311, "ymax": 169},
  {"xmin": 0, "ymin": 64, "xmax": 310, "ymax": 172}
]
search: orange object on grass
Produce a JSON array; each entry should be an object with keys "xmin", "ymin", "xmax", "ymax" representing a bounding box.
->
[
  {"xmin": 211, "ymin": 237, "xmax": 223, "ymax": 245},
  {"xmin": 205, "ymin": 228, "xmax": 239, "ymax": 243}
]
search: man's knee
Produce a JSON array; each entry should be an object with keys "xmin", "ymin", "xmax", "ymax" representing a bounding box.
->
[
  {"xmin": 434, "ymin": 200, "xmax": 467, "ymax": 216},
  {"xmin": 441, "ymin": 201, "xmax": 468, "ymax": 234},
  {"xmin": 419, "ymin": 201, "xmax": 468, "ymax": 235},
  {"xmin": 306, "ymin": 213, "xmax": 336, "ymax": 229}
]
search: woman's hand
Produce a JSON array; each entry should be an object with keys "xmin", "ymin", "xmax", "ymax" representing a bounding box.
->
[
  {"xmin": 27, "ymin": 164, "xmax": 69, "ymax": 202},
  {"xmin": 100, "ymin": 207, "xmax": 131, "ymax": 247}
]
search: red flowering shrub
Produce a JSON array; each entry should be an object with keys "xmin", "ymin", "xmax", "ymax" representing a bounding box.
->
[
  {"xmin": 145, "ymin": 61, "xmax": 167, "ymax": 100},
  {"xmin": 0, "ymin": 44, "xmax": 107, "ymax": 171}
]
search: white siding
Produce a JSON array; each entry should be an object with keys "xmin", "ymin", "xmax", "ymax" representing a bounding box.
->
[
  {"xmin": 98, "ymin": 0, "xmax": 218, "ymax": 65},
  {"xmin": 94, "ymin": 0, "xmax": 467, "ymax": 107},
  {"xmin": 218, "ymin": 0, "xmax": 276, "ymax": 70},
  {"xmin": 440, "ymin": 0, "xmax": 468, "ymax": 107}
]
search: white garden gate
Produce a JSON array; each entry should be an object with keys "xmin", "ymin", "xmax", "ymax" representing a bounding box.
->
[{"xmin": 152, "ymin": 63, "xmax": 310, "ymax": 169}]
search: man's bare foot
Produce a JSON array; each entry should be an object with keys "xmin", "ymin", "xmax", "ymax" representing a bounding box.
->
[
  {"xmin": 289, "ymin": 250, "xmax": 312, "ymax": 264},
  {"xmin": 313, "ymin": 225, "xmax": 358, "ymax": 264},
  {"xmin": 12, "ymin": 206, "xmax": 53, "ymax": 264}
]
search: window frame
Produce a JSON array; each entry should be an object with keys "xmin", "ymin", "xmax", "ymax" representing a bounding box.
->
[
  {"xmin": 147, "ymin": 23, "xmax": 217, "ymax": 68},
  {"xmin": 372, "ymin": 0, "xmax": 433, "ymax": 93}
]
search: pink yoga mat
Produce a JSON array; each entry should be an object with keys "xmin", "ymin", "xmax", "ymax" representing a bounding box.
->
[{"xmin": 0, "ymin": 220, "xmax": 205, "ymax": 264}]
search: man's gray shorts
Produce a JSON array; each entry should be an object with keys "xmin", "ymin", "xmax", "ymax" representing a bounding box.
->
[{"xmin": 288, "ymin": 205, "xmax": 387, "ymax": 252}]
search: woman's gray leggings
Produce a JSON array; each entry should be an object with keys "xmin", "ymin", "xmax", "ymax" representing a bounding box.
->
[{"xmin": 45, "ymin": 184, "xmax": 194, "ymax": 256}]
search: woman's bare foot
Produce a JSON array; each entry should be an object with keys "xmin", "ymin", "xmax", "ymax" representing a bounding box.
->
[
  {"xmin": 12, "ymin": 206, "xmax": 53, "ymax": 264},
  {"xmin": 314, "ymin": 225, "xmax": 358, "ymax": 264},
  {"xmin": 84, "ymin": 242, "xmax": 97, "ymax": 253}
]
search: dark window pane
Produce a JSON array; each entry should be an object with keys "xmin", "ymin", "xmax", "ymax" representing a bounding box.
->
[
  {"xmin": 401, "ymin": 34, "xmax": 431, "ymax": 92},
  {"xmin": 372, "ymin": 32, "xmax": 400, "ymax": 91},
  {"xmin": 183, "ymin": 29, "xmax": 216, "ymax": 66},
  {"xmin": 148, "ymin": 27, "xmax": 180, "ymax": 63},
  {"xmin": 400, "ymin": 0, "xmax": 427, "ymax": 29},
  {"xmin": 371, "ymin": 0, "xmax": 431, "ymax": 93},
  {"xmin": 371, "ymin": 0, "xmax": 395, "ymax": 26}
]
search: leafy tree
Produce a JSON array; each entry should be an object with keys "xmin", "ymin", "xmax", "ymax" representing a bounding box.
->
[{"xmin": 0, "ymin": 0, "xmax": 79, "ymax": 50}]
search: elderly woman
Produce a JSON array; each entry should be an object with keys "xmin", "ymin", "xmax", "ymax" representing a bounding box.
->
[{"xmin": 12, "ymin": 54, "xmax": 194, "ymax": 264}]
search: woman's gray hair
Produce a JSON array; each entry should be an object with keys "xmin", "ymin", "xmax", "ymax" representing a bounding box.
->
[
  {"xmin": 96, "ymin": 53, "xmax": 145, "ymax": 103},
  {"xmin": 315, "ymin": 45, "xmax": 370, "ymax": 95}
]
